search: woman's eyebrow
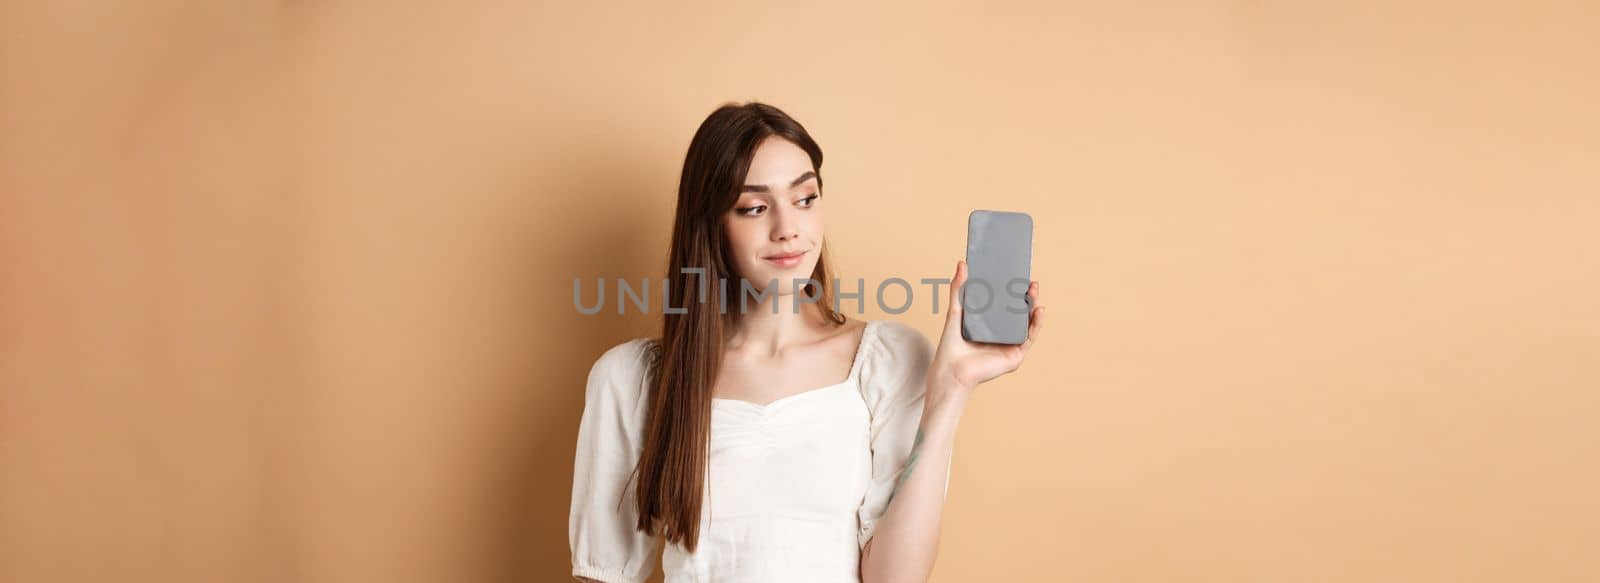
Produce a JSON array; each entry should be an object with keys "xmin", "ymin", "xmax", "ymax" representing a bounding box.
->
[{"xmin": 740, "ymin": 171, "xmax": 816, "ymax": 193}]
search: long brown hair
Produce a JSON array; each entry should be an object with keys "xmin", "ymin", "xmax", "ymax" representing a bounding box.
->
[{"xmin": 630, "ymin": 102, "xmax": 847, "ymax": 552}]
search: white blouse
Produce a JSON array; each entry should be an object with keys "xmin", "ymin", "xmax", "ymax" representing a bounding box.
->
[{"xmin": 569, "ymin": 319, "xmax": 950, "ymax": 582}]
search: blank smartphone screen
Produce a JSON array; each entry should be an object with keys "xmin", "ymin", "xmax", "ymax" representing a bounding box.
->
[{"xmin": 962, "ymin": 210, "xmax": 1034, "ymax": 345}]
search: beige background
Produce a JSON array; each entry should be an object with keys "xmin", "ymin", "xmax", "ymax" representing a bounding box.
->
[{"xmin": 3, "ymin": 1, "xmax": 1598, "ymax": 582}]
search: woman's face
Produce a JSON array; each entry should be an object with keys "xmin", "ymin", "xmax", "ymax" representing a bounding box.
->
[{"xmin": 722, "ymin": 136, "xmax": 824, "ymax": 296}]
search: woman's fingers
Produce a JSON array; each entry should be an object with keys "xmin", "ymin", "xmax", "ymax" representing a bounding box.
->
[
  {"xmin": 1029, "ymin": 304, "xmax": 1045, "ymax": 343},
  {"xmin": 1019, "ymin": 282, "xmax": 1043, "ymax": 353}
]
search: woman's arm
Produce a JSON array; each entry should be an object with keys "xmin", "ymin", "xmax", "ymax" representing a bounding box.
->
[
  {"xmin": 858, "ymin": 377, "xmax": 968, "ymax": 583},
  {"xmin": 859, "ymin": 260, "xmax": 1044, "ymax": 583}
]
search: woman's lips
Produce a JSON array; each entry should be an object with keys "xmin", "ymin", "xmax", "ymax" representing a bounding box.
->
[{"xmin": 763, "ymin": 250, "xmax": 806, "ymax": 268}]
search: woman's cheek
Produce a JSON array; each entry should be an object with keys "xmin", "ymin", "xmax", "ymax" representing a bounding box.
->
[{"xmin": 726, "ymin": 222, "xmax": 762, "ymax": 270}]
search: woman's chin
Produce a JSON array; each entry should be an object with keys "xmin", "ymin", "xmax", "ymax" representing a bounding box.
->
[{"xmin": 742, "ymin": 270, "xmax": 814, "ymax": 291}]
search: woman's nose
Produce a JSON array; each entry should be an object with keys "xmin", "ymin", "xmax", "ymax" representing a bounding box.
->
[{"xmin": 771, "ymin": 212, "xmax": 799, "ymax": 242}]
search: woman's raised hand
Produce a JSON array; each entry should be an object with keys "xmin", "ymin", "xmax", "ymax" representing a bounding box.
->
[{"xmin": 928, "ymin": 260, "xmax": 1044, "ymax": 399}]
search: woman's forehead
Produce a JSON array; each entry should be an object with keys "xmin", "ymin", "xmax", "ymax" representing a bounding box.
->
[{"xmin": 743, "ymin": 138, "xmax": 814, "ymax": 188}]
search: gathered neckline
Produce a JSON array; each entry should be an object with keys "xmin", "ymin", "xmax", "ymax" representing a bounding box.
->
[{"xmin": 711, "ymin": 319, "xmax": 880, "ymax": 411}]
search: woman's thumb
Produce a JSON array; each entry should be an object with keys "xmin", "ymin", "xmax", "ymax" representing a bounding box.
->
[{"xmin": 945, "ymin": 260, "xmax": 967, "ymax": 324}]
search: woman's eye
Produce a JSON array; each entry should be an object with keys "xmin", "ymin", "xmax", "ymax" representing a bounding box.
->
[
  {"xmin": 797, "ymin": 194, "xmax": 819, "ymax": 207},
  {"xmin": 736, "ymin": 205, "xmax": 767, "ymax": 216}
]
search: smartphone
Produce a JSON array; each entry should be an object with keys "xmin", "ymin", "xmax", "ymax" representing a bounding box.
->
[{"xmin": 962, "ymin": 210, "xmax": 1034, "ymax": 345}]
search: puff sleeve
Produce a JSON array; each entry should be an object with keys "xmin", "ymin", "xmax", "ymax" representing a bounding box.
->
[
  {"xmin": 854, "ymin": 321, "xmax": 951, "ymax": 551},
  {"xmin": 569, "ymin": 338, "xmax": 663, "ymax": 582}
]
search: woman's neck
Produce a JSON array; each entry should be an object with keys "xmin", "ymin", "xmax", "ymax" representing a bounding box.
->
[{"xmin": 726, "ymin": 292, "xmax": 828, "ymax": 358}]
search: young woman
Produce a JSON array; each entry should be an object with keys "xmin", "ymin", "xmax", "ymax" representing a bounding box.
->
[{"xmin": 569, "ymin": 102, "xmax": 1044, "ymax": 582}]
